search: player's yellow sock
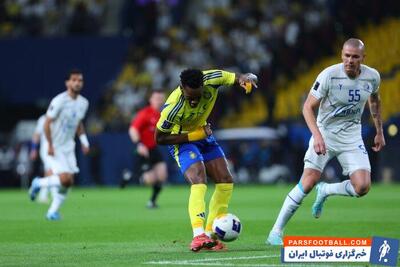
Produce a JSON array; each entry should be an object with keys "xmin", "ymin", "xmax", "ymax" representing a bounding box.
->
[
  {"xmin": 205, "ymin": 183, "xmax": 234, "ymax": 234},
  {"xmin": 188, "ymin": 184, "xmax": 207, "ymax": 236}
]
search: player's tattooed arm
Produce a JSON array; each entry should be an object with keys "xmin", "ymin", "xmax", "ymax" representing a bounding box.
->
[
  {"xmin": 368, "ymin": 92, "xmax": 385, "ymax": 152},
  {"xmin": 368, "ymin": 92, "xmax": 383, "ymax": 133}
]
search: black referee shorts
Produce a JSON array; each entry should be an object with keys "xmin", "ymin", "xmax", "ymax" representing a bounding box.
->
[{"xmin": 137, "ymin": 147, "xmax": 164, "ymax": 173}]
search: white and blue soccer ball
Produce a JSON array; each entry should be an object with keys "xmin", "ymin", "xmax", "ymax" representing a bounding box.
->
[{"xmin": 212, "ymin": 213, "xmax": 242, "ymax": 242}]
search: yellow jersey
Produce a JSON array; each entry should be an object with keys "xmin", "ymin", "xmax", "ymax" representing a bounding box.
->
[{"xmin": 156, "ymin": 70, "xmax": 235, "ymax": 134}]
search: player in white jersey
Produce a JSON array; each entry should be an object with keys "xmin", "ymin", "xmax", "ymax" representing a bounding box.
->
[
  {"xmin": 28, "ymin": 69, "xmax": 90, "ymax": 220},
  {"xmin": 266, "ymin": 38, "xmax": 385, "ymax": 245},
  {"xmin": 30, "ymin": 115, "xmax": 55, "ymax": 203}
]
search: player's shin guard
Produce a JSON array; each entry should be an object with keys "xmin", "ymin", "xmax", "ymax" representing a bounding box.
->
[
  {"xmin": 189, "ymin": 184, "xmax": 207, "ymax": 237},
  {"xmin": 50, "ymin": 186, "xmax": 59, "ymax": 200},
  {"xmin": 47, "ymin": 187, "xmax": 68, "ymax": 214},
  {"xmin": 37, "ymin": 175, "xmax": 61, "ymax": 187},
  {"xmin": 205, "ymin": 183, "xmax": 233, "ymax": 235},
  {"xmin": 272, "ymin": 184, "xmax": 306, "ymax": 233},
  {"xmin": 324, "ymin": 180, "xmax": 359, "ymax": 197}
]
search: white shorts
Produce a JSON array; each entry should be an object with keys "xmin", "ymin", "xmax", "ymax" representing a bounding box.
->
[
  {"xmin": 304, "ymin": 134, "xmax": 370, "ymax": 176},
  {"xmin": 39, "ymin": 149, "xmax": 52, "ymax": 172},
  {"xmin": 47, "ymin": 149, "xmax": 79, "ymax": 174}
]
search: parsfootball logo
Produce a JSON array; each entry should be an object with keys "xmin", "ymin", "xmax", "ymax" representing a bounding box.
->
[{"xmin": 333, "ymin": 104, "xmax": 361, "ymax": 117}]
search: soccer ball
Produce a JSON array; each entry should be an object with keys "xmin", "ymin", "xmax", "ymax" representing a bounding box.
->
[{"xmin": 212, "ymin": 213, "xmax": 242, "ymax": 242}]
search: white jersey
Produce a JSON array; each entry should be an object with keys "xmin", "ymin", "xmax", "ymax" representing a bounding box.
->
[
  {"xmin": 46, "ymin": 91, "xmax": 89, "ymax": 152},
  {"xmin": 33, "ymin": 115, "xmax": 48, "ymax": 159},
  {"xmin": 310, "ymin": 63, "xmax": 380, "ymax": 144}
]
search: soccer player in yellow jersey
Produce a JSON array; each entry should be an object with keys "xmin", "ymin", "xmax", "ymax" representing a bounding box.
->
[{"xmin": 155, "ymin": 69, "xmax": 257, "ymax": 252}]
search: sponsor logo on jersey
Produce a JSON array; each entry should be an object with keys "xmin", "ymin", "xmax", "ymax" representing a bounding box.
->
[{"xmin": 333, "ymin": 104, "xmax": 361, "ymax": 117}]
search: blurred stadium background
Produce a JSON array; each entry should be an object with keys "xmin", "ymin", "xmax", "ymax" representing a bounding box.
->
[
  {"xmin": 1, "ymin": 1, "xmax": 400, "ymax": 266},
  {"xmin": 0, "ymin": 0, "xmax": 399, "ymax": 188}
]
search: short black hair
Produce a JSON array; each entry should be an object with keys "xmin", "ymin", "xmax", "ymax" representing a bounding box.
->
[
  {"xmin": 65, "ymin": 68, "xmax": 83, "ymax": 81},
  {"xmin": 180, "ymin": 69, "xmax": 203, "ymax": 89}
]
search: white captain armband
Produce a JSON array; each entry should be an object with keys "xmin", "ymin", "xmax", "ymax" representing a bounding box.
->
[{"xmin": 79, "ymin": 134, "xmax": 90, "ymax": 147}]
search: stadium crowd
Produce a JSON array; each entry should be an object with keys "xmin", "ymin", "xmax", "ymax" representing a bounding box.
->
[
  {"xmin": 97, "ymin": 0, "xmax": 396, "ymax": 131},
  {"xmin": 0, "ymin": 0, "xmax": 107, "ymax": 36}
]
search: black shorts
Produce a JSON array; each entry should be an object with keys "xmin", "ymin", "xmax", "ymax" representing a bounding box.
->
[{"xmin": 137, "ymin": 147, "xmax": 164, "ymax": 172}]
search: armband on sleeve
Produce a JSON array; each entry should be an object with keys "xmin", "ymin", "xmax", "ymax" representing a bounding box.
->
[
  {"xmin": 31, "ymin": 142, "xmax": 39, "ymax": 151},
  {"xmin": 187, "ymin": 128, "xmax": 207, "ymax": 141},
  {"xmin": 79, "ymin": 134, "xmax": 90, "ymax": 147}
]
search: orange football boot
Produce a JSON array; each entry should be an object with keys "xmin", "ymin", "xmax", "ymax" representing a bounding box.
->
[
  {"xmin": 190, "ymin": 233, "xmax": 217, "ymax": 252},
  {"xmin": 204, "ymin": 240, "xmax": 227, "ymax": 251}
]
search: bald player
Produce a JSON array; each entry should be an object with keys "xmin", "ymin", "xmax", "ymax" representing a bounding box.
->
[
  {"xmin": 156, "ymin": 69, "xmax": 257, "ymax": 252},
  {"xmin": 266, "ymin": 38, "xmax": 385, "ymax": 245}
]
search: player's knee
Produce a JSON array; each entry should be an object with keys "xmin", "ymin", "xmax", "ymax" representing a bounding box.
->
[
  {"xmin": 61, "ymin": 179, "xmax": 73, "ymax": 187},
  {"xmin": 59, "ymin": 174, "xmax": 74, "ymax": 187},
  {"xmin": 355, "ymin": 183, "xmax": 370, "ymax": 197},
  {"xmin": 157, "ymin": 169, "xmax": 168, "ymax": 182},
  {"xmin": 143, "ymin": 172, "xmax": 156, "ymax": 184},
  {"xmin": 187, "ymin": 171, "xmax": 206, "ymax": 184},
  {"xmin": 185, "ymin": 164, "xmax": 206, "ymax": 184},
  {"xmin": 158, "ymin": 173, "xmax": 167, "ymax": 183}
]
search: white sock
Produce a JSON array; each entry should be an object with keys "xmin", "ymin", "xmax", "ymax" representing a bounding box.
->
[
  {"xmin": 38, "ymin": 187, "xmax": 49, "ymax": 200},
  {"xmin": 193, "ymin": 227, "xmax": 205, "ymax": 237},
  {"xmin": 272, "ymin": 184, "xmax": 307, "ymax": 233},
  {"xmin": 37, "ymin": 175, "xmax": 61, "ymax": 188},
  {"xmin": 50, "ymin": 186, "xmax": 59, "ymax": 200},
  {"xmin": 324, "ymin": 180, "xmax": 359, "ymax": 197},
  {"xmin": 47, "ymin": 188, "xmax": 67, "ymax": 214},
  {"xmin": 205, "ymin": 231, "xmax": 212, "ymax": 238}
]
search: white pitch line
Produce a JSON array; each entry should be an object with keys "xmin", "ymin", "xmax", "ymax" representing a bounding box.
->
[
  {"xmin": 145, "ymin": 255, "xmax": 279, "ymax": 265},
  {"xmin": 144, "ymin": 250, "xmax": 400, "ymax": 266},
  {"xmin": 144, "ymin": 255, "xmax": 351, "ymax": 267}
]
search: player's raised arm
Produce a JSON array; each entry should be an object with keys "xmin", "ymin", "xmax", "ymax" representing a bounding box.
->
[
  {"xmin": 203, "ymin": 70, "xmax": 257, "ymax": 94},
  {"xmin": 235, "ymin": 73, "xmax": 258, "ymax": 94},
  {"xmin": 368, "ymin": 92, "xmax": 385, "ymax": 152},
  {"xmin": 302, "ymin": 94, "xmax": 326, "ymax": 155}
]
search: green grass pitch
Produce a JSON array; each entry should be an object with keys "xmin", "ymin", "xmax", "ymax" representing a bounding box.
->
[{"xmin": 1, "ymin": 184, "xmax": 399, "ymax": 266}]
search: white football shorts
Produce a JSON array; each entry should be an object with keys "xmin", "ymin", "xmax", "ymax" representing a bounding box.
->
[
  {"xmin": 39, "ymin": 149, "xmax": 52, "ymax": 172},
  {"xmin": 47, "ymin": 149, "xmax": 79, "ymax": 174},
  {"xmin": 304, "ymin": 132, "xmax": 371, "ymax": 176}
]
